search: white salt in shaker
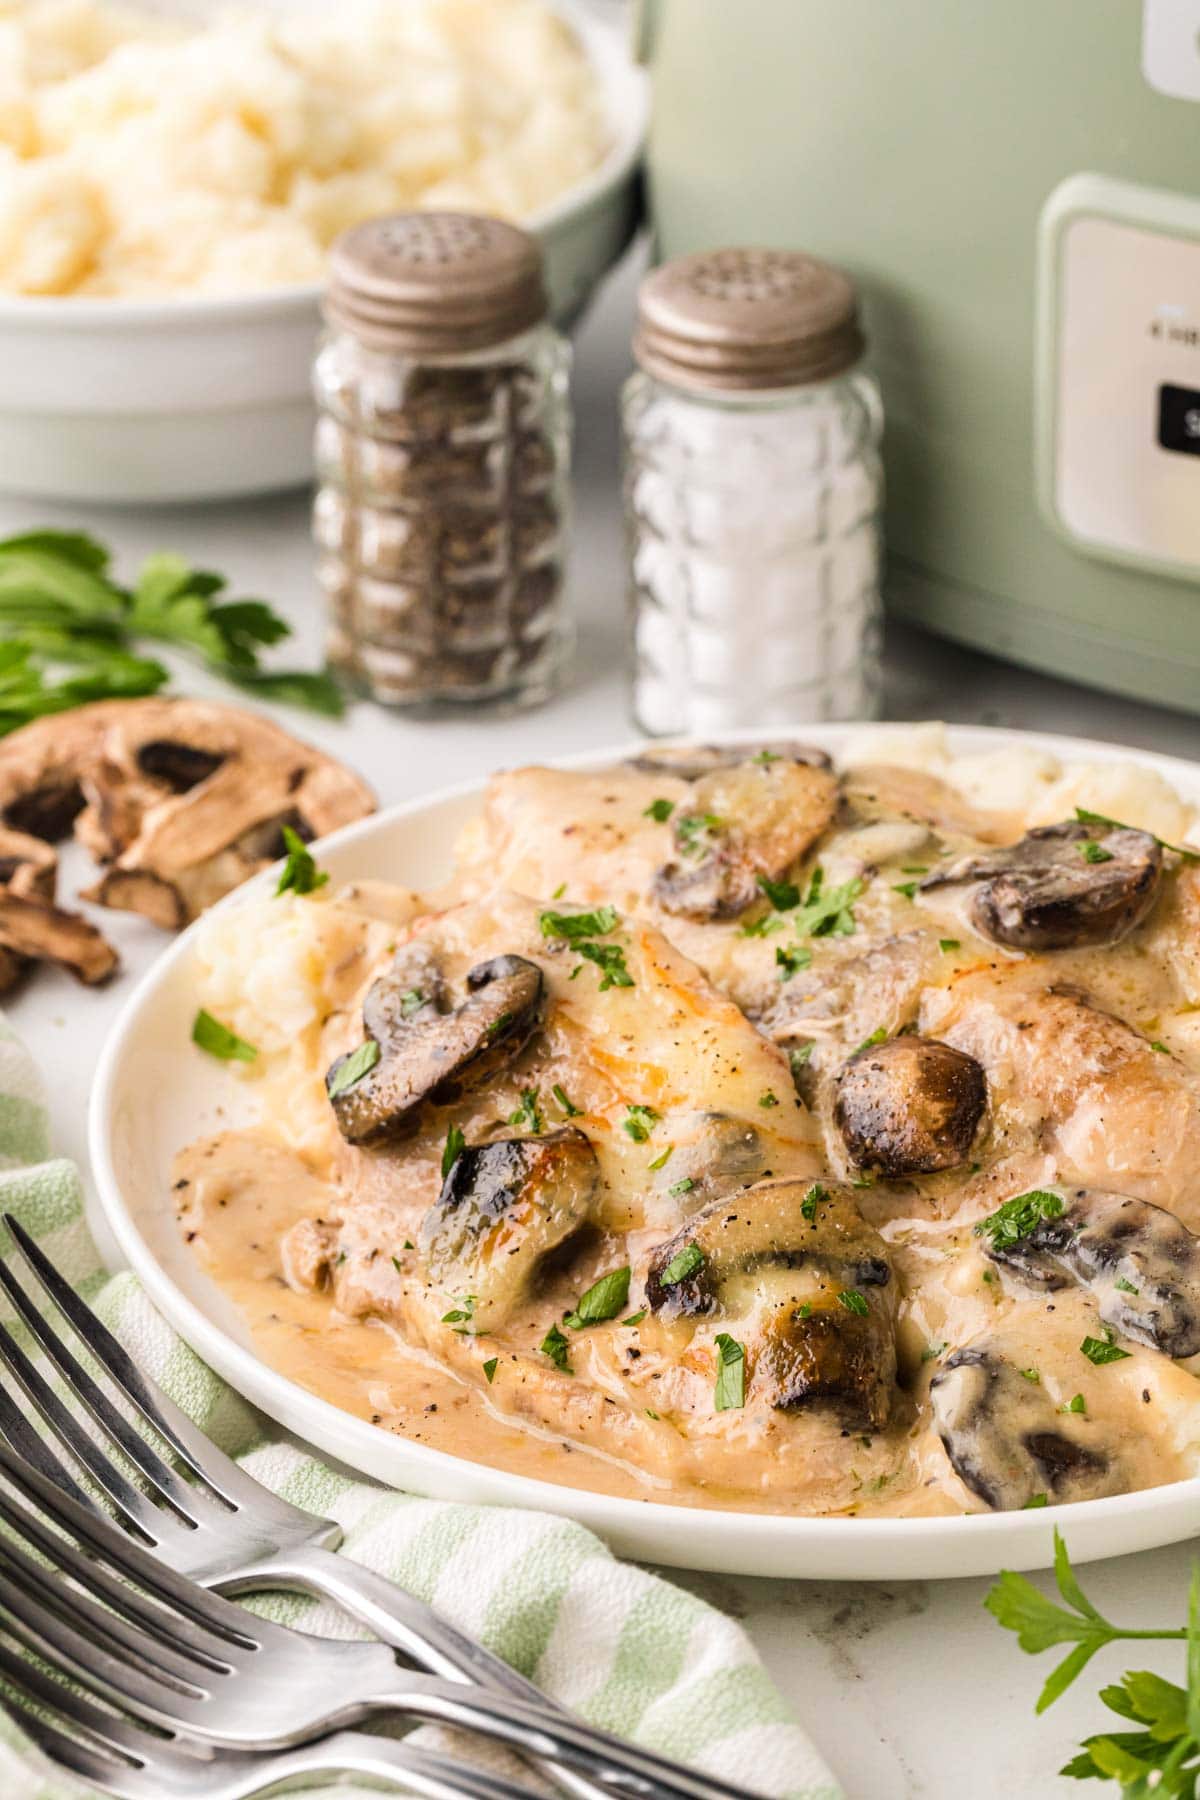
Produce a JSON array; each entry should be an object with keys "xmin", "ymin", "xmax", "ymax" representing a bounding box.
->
[{"xmin": 622, "ymin": 247, "xmax": 883, "ymax": 735}]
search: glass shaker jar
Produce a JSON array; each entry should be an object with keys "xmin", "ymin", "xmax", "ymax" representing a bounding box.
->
[
  {"xmin": 622, "ymin": 247, "xmax": 883, "ymax": 735},
  {"xmin": 314, "ymin": 213, "xmax": 571, "ymax": 710}
]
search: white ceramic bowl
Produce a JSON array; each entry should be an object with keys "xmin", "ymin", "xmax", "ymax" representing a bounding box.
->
[
  {"xmin": 0, "ymin": 0, "xmax": 646, "ymax": 506},
  {"xmin": 88, "ymin": 723, "xmax": 1200, "ymax": 1581}
]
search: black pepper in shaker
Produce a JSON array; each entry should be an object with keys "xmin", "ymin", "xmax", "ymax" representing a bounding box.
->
[{"xmin": 313, "ymin": 212, "xmax": 572, "ymax": 709}]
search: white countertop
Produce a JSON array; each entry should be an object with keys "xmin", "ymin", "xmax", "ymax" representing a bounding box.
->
[{"xmin": 7, "ymin": 246, "xmax": 1200, "ymax": 1800}]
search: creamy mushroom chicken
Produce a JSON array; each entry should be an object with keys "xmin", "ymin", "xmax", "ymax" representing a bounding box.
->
[{"xmin": 176, "ymin": 737, "xmax": 1200, "ymax": 1516}]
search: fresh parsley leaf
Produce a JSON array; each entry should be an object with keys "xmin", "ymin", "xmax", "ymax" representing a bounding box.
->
[
  {"xmin": 648, "ymin": 1144, "xmax": 673, "ymax": 1170},
  {"xmin": 1020, "ymin": 1367, "xmax": 1041, "ymax": 1383},
  {"xmin": 758, "ymin": 1090, "xmax": 779, "ymax": 1109},
  {"xmin": 441, "ymin": 1295, "xmax": 476, "ymax": 1331},
  {"xmin": 442, "ymin": 1123, "xmax": 465, "ymax": 1179},
  {"xmin": 643, "ymin": 798, "xmax": 674, "ymax": 822},
  {"xmin": 1115, "ymin": 1276, "xmax": 1139, "ymax": 1295},
  {"xmin": 1075, "ymin": 806, "xmax": 1200, "ymax": 866},
  {"xmin": 853, "ymin": 1027, "xmax": 888, "ymax": 1055},
  {"xmin": 326, "ymin": 1038, "xmax": 381, "ymax": 1097},
  {"xmin": 551, "ymin": 882, "xmax": 566, "ymax": 900},
  {"xmin": 801, "ymin": 1183, "xmax": 828, "ymax": 1222},
  {"xmin": 939, "ymin": 938, "xmax": 961, "ymax": 953},
  {"xmin": 1022, "ymin": 1494, "xmax": 1048, "ymax": 1509},
  {"xmin": 752, "ymin": 748, "xmax": 780, "ymax": 764},
  {"xmin": 713, "ymin": 1333, "xmax": 746, "ymax": 1410},
  {"xmin": 623, "ymin": 1103, "xmax": 660, "ymax": 1143},
  {"xmin": 776, "ymin": 943, "xmax": 814, "ymax": 980},
  {"xmin": 275, "ymin": 825, "xmax": 329, "ymax": 897},
  {"xmin": 507, "ymin": 1088, "xmax": 544, "ymax": 1134},
  {"xmin": 623, "ymin": 1310, "xmax": 646, "ymax": 1327},
  {"xmin": 892, "ymin": 881, "xmax": 919, "ymax": 900},
  {"xmin": 1081, "ymin": 1332, "xmax": 1132, "ymax": 1366},
  {"xmin": 756, "ymin": 874, "xmax": 801, "ymax": 911},
  {"xmin": 659, "ymin": 1243, "xmax": 705, "ymax": 1286},
  {"xmin": 921, "ymin": 1342, "xmax": 948, "ymax": 1363},
  {"xmin": 1062, "ymin": 1393, "xmax": 1087, "ymax": 1414},
  {"xmin": 1080, "ymin": 840, "xmax": 1114, "ymax": 865},
  {"xmin": 551, "ymin": 1083, "xmax": 581, "ymax": 1118},
  {"xmin": 788, "ymin": 1042, "xmax": 815, "ymax": 1075},
  {"xmin": 837, "ymin": 1289, "xmax": 869, "ymax": 1316},
  {"xmin": 739, "ymin": 912, "xmax": 785, "ymax": 939},
  {"xmin": 676, "ymin": 812, "xmax": 723, "ymax": 858},
  {"xmin": 974, "ymin": 1190, "xmax": 1065, "ymax": 1250},
  {"xmin": 400, "ymin": 989, "xmax": 425, "ymax": 1018},
  {"xmin": 192, "ymin": 1009, "xmax": 258, "ymax": 1063},
  {"xmin": 539, "ymin": 905, "xmax": 620, "ymax": 942},
  {"xmin": 1151, "ymin": 1041, "xmax": 1171, "ymax": 1056},
  {"xmin": 482, "ymin": 1357, "xmax": 498, "ymax": 1384},
  {"xmin": 540, "ymin": 1323, "xmax": 573, "ymax": 1373},
  {"xmin": 668, "ymin": 1176, "xmax": 695, "ymax": 1198},
  {"xmin": 577, "ymin": 941, "xmax": 634, "ymax": 991},
  {"xmin": 564, "ymin": 1266, "xmax": 631, "ymax": 1329},
  {"xmin": 795, "ymin": 867, "xmax": 864, "ymax": 939}
]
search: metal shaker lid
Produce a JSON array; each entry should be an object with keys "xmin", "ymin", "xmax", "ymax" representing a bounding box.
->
[
  {"xmin": 633, "ymin": 247, "xmax": 864, "ymax": 392},
  {"xmin": 325, "ymin": 212, "xmax": 549, "ymax": 354}
]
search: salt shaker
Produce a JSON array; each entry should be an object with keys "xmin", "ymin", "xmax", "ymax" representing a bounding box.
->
[
  {"xmin": 622, "ymin": 247, "xmax": 883, "ymax": 734},
  {"xmin": 314, "ymin": 213, "xmax": 571, "ymax": 710}
]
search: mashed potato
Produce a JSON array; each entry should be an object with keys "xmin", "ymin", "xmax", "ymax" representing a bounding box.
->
[{"xmin": 0, "ymin": 0, "xmax": 609, "ymax": 296}]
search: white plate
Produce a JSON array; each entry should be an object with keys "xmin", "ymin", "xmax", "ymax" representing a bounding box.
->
[
  {"xmin": 0, "ymin": 0, "xmax": 646, "ymax": 504},
  {"xmin": 88, "ymin": 723, "xmax": 1200, "ymax": 1579}
]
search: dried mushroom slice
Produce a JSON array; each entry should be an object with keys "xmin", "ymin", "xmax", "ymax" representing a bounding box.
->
[
  {"xmin": 0, "ymin": 891, "xmax": 116, "ymax": 987},
  {"xmin": 652, "ymin": 758, "xmax": 839, "ymax": 921},
  {"xmin": 327, "ymin": 950, "xmax": 544, "ymax": 1146},
  {"xmin": 76, "ymin": 699, "xmax": 374, "ymax": 926},
  {"xmin": 419, "ymin": 1127, "xmax": 599, "ymax": 1331},
  {"xmin": 833, "ymin": 1035, "xmax": 987, "ymax": 1177},
  {"xmin": 921, "ymin": 820, "xmax": 1163, "ymax": 951},
  {"xmin": 628, "ymin": 741, "xmax": 832, "ymax": 780},
  {"xmin": 645, "ymin": 1177, "xmax": 896, "ymax": 1429},
  {"xmin": 986, "ymin": 1187, "xmax": 1200, "ymax": 1360},
  {"xmin": 930, "ymin": 1346, "xmax": 1122, "ymax": 1510}
]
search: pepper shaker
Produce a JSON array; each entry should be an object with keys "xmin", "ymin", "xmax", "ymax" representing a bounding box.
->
[
  {"xmin": 622, "ymin": 247, "xmax": 883, "ymax": 734},
  {"xmin": 314, "ymin": 213, "xmax": 571, "ymax": 710}
]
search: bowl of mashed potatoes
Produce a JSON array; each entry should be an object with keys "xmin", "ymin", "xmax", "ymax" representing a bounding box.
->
[{"xmin": 0, "ymin": 0, "xmax": 645, "ymax": 501}]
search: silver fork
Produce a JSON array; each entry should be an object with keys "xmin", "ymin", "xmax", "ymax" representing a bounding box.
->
[
  {"xmin": 0, "ymin": 1219, "xmax": 761, "ymax": 1800},
  {"xmin": 0, "ymin": 1632, "xmax": 547, "ymax": 1800},
  {"xmin": 0, "ymin": 1214, "xmax": 612, "ymax": 1800},
  {"xmin": 0, "ymin": 1443, "xmax": 754, "ymax": 1800}
]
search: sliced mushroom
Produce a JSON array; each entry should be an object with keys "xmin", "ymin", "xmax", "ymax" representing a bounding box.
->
[
  {"xmin": 652, "ymin": 758, "xmax": 839, "ymax": 921},
  {"xmin": 0, "ymin": 826, "xmax": 57, "ymax": 901},
  {"xmin": 645, "ymin": 1178, "xmax": 896, "ymax": 1429},
  {"xmin": 327, "ymin": 950, "xmax": 544, "ymax": 1146},
  {"xmin": 833, "ymin": 1036, "xmax": 986, "ymax": 1177},
  {"xmin": 648, "ymin": 1111, "xmax": 766, "ymax": 1215},
  {"xmin": 759, "ymin": 931, "xmax": 937, "ymax": 1089},
  {"xmin": 419, "ymin": 1127, "xmax": 598, "ymax": 1330},
  {"xmin": 921, "ymin": 821, "xmax": 1163, "ymax": 951},
  {"xmin": 0, "ymin": 890, "xmax": 117, "ymax": 986},
  {"xmin": 931, "ymin": 1346, "xmax": 1121, "ymax": 1510},
  {"xmin": 77, "ymin": 699, "xmax": 374, "ymax": 926},
  {"xmin": 628, "ymin": 742, "xmax": 832, "ymax": 780},
  {"xmin": 986, "ymin": 1188, "xmax": 1200, "ymax": 1360}
]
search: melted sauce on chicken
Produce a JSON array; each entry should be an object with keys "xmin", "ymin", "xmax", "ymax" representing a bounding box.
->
[{"xmin": 177, "ymin": 753, "xmax": 1200, "ymax": 1516}]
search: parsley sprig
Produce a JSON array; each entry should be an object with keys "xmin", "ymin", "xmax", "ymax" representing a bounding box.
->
[
  {"xmin": 974, "ymin": 1189, "xmax": 1065, "ymax": 1250},
  {"xmin": 0, "ymin": 530, "xmax": 341, "ymax": 723},
  {"xmin": 540, "ymin": 905, "xmax": 635, "ymax": 991},
  {"xmin": 1075, "ymin": 807, "xmax": 1200, "ymax": 867},
  {"xmin": 988, "ymin": 1528, "xmax": 1200, "ymax": 1789}
]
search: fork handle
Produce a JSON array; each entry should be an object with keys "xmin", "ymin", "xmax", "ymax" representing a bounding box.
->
[
  {"xmin": 242, "ymin": 1728, "xmax": 549, "ymax": 1800},
  {"xmin": 238, "ymin": 1542, "xmax": 613, "ymax": 1800}
]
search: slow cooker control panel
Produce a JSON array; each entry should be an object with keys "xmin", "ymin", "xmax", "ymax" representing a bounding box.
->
[{"xmin": 1037, "ymin": 172, "xmax": 1200, "ymax": 581}]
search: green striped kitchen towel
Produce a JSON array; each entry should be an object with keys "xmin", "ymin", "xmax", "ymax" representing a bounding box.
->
[{"xmin": 0, "ymin": 1020, "xmax": 841, "ymax": 1800}]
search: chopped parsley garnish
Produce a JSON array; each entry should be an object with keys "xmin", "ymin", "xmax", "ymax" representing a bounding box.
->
[
  {"xmin": 539, "ymin": 904, "xmax": 620, "ymax": 942},
  {"xmin": 576, "ymin": 941, "xmax": 634, "ymax": 991},
  {"xmin": 645, "ymin": 1408, "xmax": 660, "ymax": 1420},
  {"xmin": 1020, "ymin": 1367, "xmax": 1041, "ymax": 1384},
  {"xmin": 643, "ymin": 798, "xmax": 674, "ymax": 822},
  {"xmin": 1074, "ymin": 806, "xmax": 1200, "ymax": 864},
  {"xmin": 659, "ymin": 1243, "xmax": 705, "ymax": 1286},
  {"xmin": 400, "ymin": 989, "xmax": 425, "ymax": 1017},
  {"xmin": 676, "ymin": 812, "xmax": 723, "ymax": 858},
  {"xmin": 974, "ymin": 1189, "xmax": 1065, "ymax": 1250},
  {"xmin": 508, "ymin": 1088, "xmax": 543, "ymax": 1134},
  {"xmin": 788, "ymin": 1043, "xmax": 815, "ymax": 1075},
  {"xmin": 668, "ymin": 1176, "xmax": 695, "ymax": 1198},
  {"xmin": 192, "ymin": 1008, "xmax": 259, "ymax": 1064},
  {"xmin": 275, "ymin": 825, "xmax": 329, "ymax": 897},
  {"xmin": 1081, "ymin": 1330, "xmax": 1131, "ymax": 1365},
  {"xmin": 564, "ymin": 1266, "xmax": 631, "ymax": 1329},
  {"xmin": 1115, "ymin": 1276, "xmax": 1139, "ymax": 1295},
  {"xmin": 441, "ymin": 1295, "xmax": 476, "ymax": 1330},
  {"xmin": 1079, "ymin": 840, "xmax": 1113, "ymax": 865},
  {"xmin": 551, "ymin": 882, "xmax": 566, "ymax": 899},
  {"xmin": 853, "ymin": 1027, "xmax": 888, "ymax": 1055},
  {"xmin": 921, "ymin": 1342, "xmax": 948, "ymax": 1363},
  {"xmin": 1151, "ymin": 1041, "xmax": 1170, "ymax": 1056},
  {"xmin": 939, "ymin": 938, "xmax": 961, "ymax": 953},
  {"xmin": 482, "ymin": 1357, "xmax": 498, "ymax": 1383},
  {"xmin": 801, "ymin": 1182, "xmax": 828, "ymax": 1222},
  {"xmin": 404, "ymin": 1240, "xmax": 414, "ymax": 1250},
  {"xmin": 837, "ymin": 1289, "xmax": 869, "ymax": 1316},
  {"xmin": 891, "ymin": 881, "xmax": 919, "ymax": 900},
  {"xmin": 797, "ymin": 1301, "xmax": 813, "ymax": 1319},
  {"xmin": 713, "ymin": 1332, "xmax": 746, "ymax": 1411},
  {"xmin": 551, "ymin": 1083, "xmax": 582, "ymax": 1118},
  {"xmin": 756, "ymin": 874, "xmax": 801, "ymax": 912},
  {"xmin": 623, "ymin": 1310, "xmax": 646, "ymax": 1327},
  {"xmin": 648, "ymin": 1144, "xmax": 673, "ymax": 1170},
  {"xmin": 391, "ymin": 1255, "xmax": 403, "ymax": 1274},
  {"xmin": 1021, "ymin": 1493, "xmax": 1048, "ymax": 1509},
  {"xmin": 795, "ymin": 867, "xmax": 864, "ymax": 939},
  {"xmin": 486, "ymin": 1011, "xmax": 514, "ymax": 1039},
  {"xmin": 540, "ymin": 1324, "xmax": 573, "ymax": 1373},
  {"xmin": 758, "ymin": 1090, "xmax": 779, "ymax": 1109},
  {"xmin": 752, "ymin": 749, "xmax": 780, "ymax": 765},
  {"xmin": 623, "ymin": 1103, "xmax": 660, "ymax": 1143},
  {"xmin": 900, "ymin": 865, "xmax": 929, "ymax": 875},
  {"xmin": 775, "ymin": 942, "xmax": 814, "ymax": 980},
  {"xmin": 441, "ymin": 1123, "xmax": 465, "ymax": 1179},
  {"xmin": 1061, "ymin": 1393, "xmax": 1087, "ymax": 1414},
  {"xmin": 325, "ymin": 1037, "xmax": 380, "ymax": 1096},
  {"xmin": 740, "ymin": 912, "xmax": 785, "ymax": 939}
]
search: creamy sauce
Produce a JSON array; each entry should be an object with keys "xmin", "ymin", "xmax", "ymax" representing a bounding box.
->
[{"xmin": 178, "ymin": 755, "xmax": 1200, "ymax": 1517}]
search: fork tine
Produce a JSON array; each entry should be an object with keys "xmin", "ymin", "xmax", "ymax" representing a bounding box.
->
[
  {"xmin": 0, "ymin": 1680, "xmax": 139, "ymax": 1793},
  {"xmin": 4, "ymin": 1213, "xmax": 253, "ymax": 1511},
  {"xmin": 0, "ymin": 1341, "xmax": 98, "ymax": 1514},
  {"xmin": 0, "ymin": 1626, "xmax": 179, "ymax": 1765},
  {"xmin": 0, "ymin": 1246, "xmax": 215, "ymax": 1528},
  {"xmin": 0, "ymin": 1311, "xmax": 174, "ymax": 1541}
]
